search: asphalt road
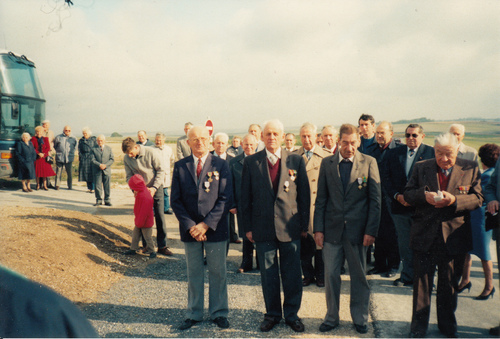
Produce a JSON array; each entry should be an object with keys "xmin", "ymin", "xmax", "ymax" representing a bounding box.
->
[{"xmin": 1, "ymin": 181, "xmax": 499, "ymax": 337}]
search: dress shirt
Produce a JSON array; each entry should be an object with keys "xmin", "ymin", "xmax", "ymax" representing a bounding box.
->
[
  {"xmin": 405, "ymin": 145, "xmax": 420, "ymax": 177},
  {"xmin": 265, "ymin": 147, "xmax": 282, "ymax": 165}
]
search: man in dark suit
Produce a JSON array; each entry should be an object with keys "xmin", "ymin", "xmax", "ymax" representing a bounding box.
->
[
  {"xmin": 91, "ymin": 135, "xmax": 114, "ymax": 206},
  {"xmin": 314, "ymin": 123, "xmax": 381, "ymax": 335},
  {"xmin": 365, "ymin": 121, "xmax": 402, "ymax": 277},
  {"xmin": 404, "ymin": 133, "xmax": 482, "ymax": 338},
  {"xmin": 171, "ymin": 126, "xmax": 233, "ymax": 331},
  {"xmin": 229, "ymin": 134, "xmax": 258, "ymax": 272},
  {"xmin": 212, "ymin": 132, "xmax": 238, "ymax": 243},
  {"xmin": 240, "ymin": 119, "xmax": 310, "ymax": 333},
  {"xmin": 382, "ymin": 123, "xmax": 435, "ymax": 287}
]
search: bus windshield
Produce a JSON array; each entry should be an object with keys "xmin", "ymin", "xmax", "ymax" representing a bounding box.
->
[{"xmin": 0, "ymin": 53, "xmax": 44, "ymax": 99}]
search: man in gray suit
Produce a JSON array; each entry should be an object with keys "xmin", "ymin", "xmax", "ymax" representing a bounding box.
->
[
  {"xmin": 449, "ymin": 124, "xmax": 478, "ymax": 162},
  {"xmin": 176, "ymin": 122, "xmax": 193, "ymax": 160},
  {"xmin": 240, "ymin": 119, "xmax": 310, "ymax": 333},
  {"xmin": 91, "ymin": 135, "xmax": 114, "ymax": 206},
  {"xmin": 314, "ymin": 123, "xmax": 381, "ymax": 334}
]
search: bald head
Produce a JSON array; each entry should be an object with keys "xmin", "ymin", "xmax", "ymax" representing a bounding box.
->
[{"xmin": 187, "ymin": 126, "xmax": 210, "ymax": 158}]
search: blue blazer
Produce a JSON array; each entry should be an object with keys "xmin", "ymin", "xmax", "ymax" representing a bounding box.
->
[{"xmin": 171, "ymin": 153, "xmax": 233, "ymax": 242}]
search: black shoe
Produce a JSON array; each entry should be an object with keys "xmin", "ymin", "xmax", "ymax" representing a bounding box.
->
[
  {"xmin": 385, "ymin": 269, "xmax": 398, "ymax": 278},
  {"xmin": 285, "ymin": 319, "xmax": 304, "ymax": 332},
  {"xmin": 124, "ymin": 250, "xmax": 137, "ymax": 255},
  {"xmin": 213, "ymin": 316, "xmax": 229, "ymax": 329},
  {"xmin": 367, "ymin": 267, "xmax": 386, "ymax": 275},
  {"xmin": 302, "ymin": 277, "xmax": 315, "ymax": 286},
  {"xmin": 393, "ymin": 278, "xmax": 413, "ymax": 287},
  {"xmin": 316, "ymin": 278, "xmax": 325, "ymax": 287},
  {"xmin": 149, "ymin": 252, "xmax": 157, "ymax": 258},
  {"xmin": 475, "ymin": 287, "xmax": 495, "ymax": 300},
  {"xmin": 354, "ymin": 324, "xmax": 368, "ymax": 334},
  {"xmin": 457, "ymin": 281, "xmax": 472, "ymax": 293},
  {"xmin": 489, "ymin": 326, "xmax": 500, "ymax": 336},
  {"xmin": 260, "ymin": 317, "xmax": 280, "ymax": 332},
  {"xmin": 179, "ymin": 319, "xmax": 200, "ymax": 330},
  {"xmin": 165, "ymin": 208, "xmax": 174, "ymax": 215},
  {"xmin": 319, "ymin": 322, "xmax": 338, "ymax": 332},
  {"xmin": 94, "ymin": 201, "xmax": 102, "ymax": 206},
  {"xmin": 105, "ymin": 202, "xmax": 112, "ymax": 206}
]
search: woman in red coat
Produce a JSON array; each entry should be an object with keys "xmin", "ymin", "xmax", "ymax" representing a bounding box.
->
[{"xmin": 31, "ymin": 126, "xmax": 56, "ymax": 190}]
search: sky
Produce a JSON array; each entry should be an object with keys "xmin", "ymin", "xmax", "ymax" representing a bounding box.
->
[{"xmin": 1, "ymin": 0, "xmax": 499, "ymax": 136}]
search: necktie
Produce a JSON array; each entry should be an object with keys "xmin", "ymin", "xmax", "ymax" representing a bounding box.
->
[
  {"xmin": 196, "ymin": 158, "xmax": 202, "ymax": 178},
  {"xmin": 306, "ymin": 151, "xmax": 312, "ymax": 160},
  {"xmin": 268, "ymin": 154, "xmax": 277, "ymax": 165},
  {"xmin": 409, "ymin": 149, "xmax": 415, "ymax": 157}
]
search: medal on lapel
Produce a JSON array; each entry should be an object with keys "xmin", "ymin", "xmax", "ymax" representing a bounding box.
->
[
  {"xmin": 207, "ymin": 172, "xmax": 213, "ymax": 182},
  {"xmin": 357, "ymin": 177, "xmax": 363, "ymax": 190},
  {"xmin": 284, "ymin": 181, "xmax": 290, "ymax": 192},
  {"xmin": 204, "ymin": 181, "xmax": 210, "ymax": 193},
  {"xmin": 289, "ymin": 169, "xmax": 297, "ymax": 182},
  {"xmin": 459, "ymin": 186, "xmax": 469, "ymax": 194},
  {"xmin": 214, "ymin": 171, "xmax": 219, "ymax": 181},
  {"xmin": 363, "ymin": 176, "xmax": 367, "ymax": 187}
]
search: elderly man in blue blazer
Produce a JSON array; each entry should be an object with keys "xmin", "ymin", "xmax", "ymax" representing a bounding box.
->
[
  {"xmin": 240, "ymin": 119, "xmax": 310, "ymax": 333},
  {"xmin": 171, "ymin": 126, "xmax": 233, "ymax": 331},
  {"xmin": 314, "ymin": 123, "xmax": 381, "ymax": 335},
  {"xmin": 91, "ymin": 135, "xmax": 114, "ymax": 206}
]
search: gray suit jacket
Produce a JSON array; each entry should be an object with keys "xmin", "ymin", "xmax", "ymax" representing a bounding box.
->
[
  {"xmin": 240, "ymin": 149, "xmax": 310, "ymax": 242},
  {"xmin": 176, "ymin": 135, "xmax": 191, "ymax": 160},
  {"xmin": 314, "ymin": 151, "xmax": 381, "ymax": 245},
  {"xmin": 91, "ymin": 145, "xmax": 114, "ymax": 176},
  {"xmin": 458, "ymin": 142, "xmax": 478, "ymax": 163}
]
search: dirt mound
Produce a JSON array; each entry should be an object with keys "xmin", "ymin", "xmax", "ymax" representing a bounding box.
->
[{"xmin": 0, "ymin": 206, "xmax": 149, "ymax": 303}]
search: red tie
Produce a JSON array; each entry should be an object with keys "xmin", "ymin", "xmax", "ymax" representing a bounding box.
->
[{"xmin": 196, "ymin": 158, "xmax": 202, "ymax": 178}]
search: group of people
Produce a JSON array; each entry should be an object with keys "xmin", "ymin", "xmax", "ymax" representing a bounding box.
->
[{"xmin": 15, "ymin": 116, "xmax": 500, "ymax": 337}]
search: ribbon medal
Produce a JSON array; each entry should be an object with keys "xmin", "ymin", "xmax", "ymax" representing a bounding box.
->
[
  {"xmin": 284, "ymin": 181, "xmax": 290, "ymax": 192},
  {"xmin": 204, "ymin": 181, "xmax": 210, "ymax": 193},
  {"xmin": 289, "ymin": 169, "xmax": 297, "ymax": 181},
  {"xmin": 357, "ymin": 177, "xmax": 363, "ymax": 190},
  {"xmin": 459, "ymin": 186, "xmax": 469, "ymax": 194},
  {"xmin": 207, "ymin": 172, "xmax": 213, "ymax": 182},
  {"xmin": 363, "ymin": 176, "xmax": 367, "ymax": 187},
  {"xmin": 213, "ymin": 171, "xmax": 219, "ymax": 181}
]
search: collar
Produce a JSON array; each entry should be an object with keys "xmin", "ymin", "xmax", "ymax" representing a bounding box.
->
[
  {"xmin": 408, "ymin": 145, "xmax": 420, "ymax": 155},
  {"xmin": 214, "ymin": 152, "xmax": 227, "ymax": 160},
  {"xmin": 339, "ymin": 154, "xmax": 355, "ymax": 163},
  {"xmin": 192, "ymin": 152, "xmax": 209, "ymax": 165},
  {"xmin": 265, "ymin": 147, "xmax": 282, "ymax": 159}
]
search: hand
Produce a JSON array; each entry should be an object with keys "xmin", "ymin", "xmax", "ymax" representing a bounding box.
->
[
  {"xmin": 427, "ymin": 191, "xmax": 455, "ymax": 208},
  {"xmin": 396, "ymin": 194, "xmax": 411, "ymax": 207},
  {"xmin": 314, "ymin": 232, "xmax": 324, "ymax": 249},
  {"xmin": 133, "ymin": 191, "xmax": 138, "ymax": 198},
  {"xmin": 229, "ymin": 208, "xmax": 237, "ymax": 214},
  {"xmin": 301, "ymin": 231, "xmax": 308, "ymax": 238},
  {"xmin": 99, "ymin": 164, "xmax": 106, "ymax": 170},
  {"xmin": 487, "ymin": 200, "xmax": 499, "ymax": 214},
  {"xmin": 38, "ymin": 153, "xmax": 44, "ymax": 158},
  {"xmin": 363, "ymin": 234, "xmax": 375, "ymax": 247},
  {"xmin": 148, "ymin": 187, "xmax": 156, "ymax": 197},
  {"xmin": 246, "ymin": 231, "xmax": 254, "ymax": 243},
  {"xmin": 189, "ymin": 222, "xmax": 209, "ymax": 242}
]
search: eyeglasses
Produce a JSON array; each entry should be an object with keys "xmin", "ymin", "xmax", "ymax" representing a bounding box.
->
[{"xmin": 405, "ymin": 133, "xmax": 419, "ymax": 138}]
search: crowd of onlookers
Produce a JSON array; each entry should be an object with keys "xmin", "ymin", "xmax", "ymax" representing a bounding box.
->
[{"xmin": 13, "ymin": 116, "xmax": 500, "ymax": 337}]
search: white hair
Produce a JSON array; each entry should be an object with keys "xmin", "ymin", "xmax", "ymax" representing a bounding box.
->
[
  {"xmin": 242, "ymin": 133, "xmax": 257, "ymax": 144},
  {"xmin": 300, "ymin": 122, "xmax": 317, "ymax": 135},
  {"xmin": 449, "ymin": 124, "xmax": 465, "ymax": 134},
  {"xmin": 435, "ymin": 132, "xmax": 459, "ymax": 148},
  {"xmin": 214, "ymin": 132, "xmax": 229, "ymax": 143},
  {"xmin": 155, "ymin": 132, "xmax": 165, "ymax": 139},
  {"xmin": 82, "ymin": 127, "xmax": 92, "ymax": 135},
  {"xmin": 21, "ymin": 132, "xmax": 31, "ymax": 140},
  {"xmin": 322, "ymin": 125, "xmax": 338, "ymax": 136},
  {"xmin": 262, "ymin": 119, "xmax": 284, "ymax": 134},
  {"xmin": 42, "ymin": 120, "xmax": 50, "ymax": 124},
  {"xmin": 97, "ymin": 134, "xmax": 106, "ymax": 140}
]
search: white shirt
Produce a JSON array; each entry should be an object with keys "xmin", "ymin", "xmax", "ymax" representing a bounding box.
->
[
  {"xmin": 155, "ymin": 145, "xmax": 175, "ymax": 187},
  {"xmin": 265, "ymin": 147, "xmax": 282, "ymax": 165}
]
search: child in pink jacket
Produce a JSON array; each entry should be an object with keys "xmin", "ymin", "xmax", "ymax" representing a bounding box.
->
[{"xmin": 124, "ymin": 174, "xmax": 156, "ymax": 258}]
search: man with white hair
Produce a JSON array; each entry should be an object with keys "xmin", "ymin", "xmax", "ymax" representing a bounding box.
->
[
  {"xmin": 240, "ymin": 119, "xmax": 310, "ymax": 333},
  {"xmin": 404, "ymin": 132, "xmax": 482, "ymax": 338},
  {"xmin": 321, "ymin": 125, "xmax": 338, "ymax": 154},
  {"xmin": 53, "ymin": 125, "xmax": 77, "ymax": 190},
  {"xmin": 91, "ymin": 135, "xmax": 114, "ymax": 206},
  {"xmin": 449, "ymin": 124, "xmax": 478, "ymax": 162},
  {"xmin": 137, "ymin": 130, "xmax": 154, "ymax": 147},
  {"xmin": 248, "ymin": 124, "xmax": 266, "ymax": 152},
  {"xmin": 176, "ymin": 122, "xmax": 193, "ymax": 160}
]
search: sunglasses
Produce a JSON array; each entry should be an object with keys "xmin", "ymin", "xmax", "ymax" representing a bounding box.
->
[{"xmin": 405, "ymin": 133, "xmax": 419, "ymax": 138}]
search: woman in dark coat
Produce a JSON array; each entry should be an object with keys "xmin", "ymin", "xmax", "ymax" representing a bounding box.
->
[
  {"xmin": 31, "ymin": 126, "xmax": 56, "ymax": 190},
  {"xmin": 16, "ymin": 132, "xmax": 37, "ymax": 192},
  {"xmin": 78, "ymin": 127, "xmax": 97, "ymax": 193}
]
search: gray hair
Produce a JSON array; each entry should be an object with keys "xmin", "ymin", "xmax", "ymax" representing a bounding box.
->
[
  {"xmin": 262, "ymin": 119, "xmax": 284, "ymax": 134},
  {"xmin": 242, "ymin": 134, "xmax": 258, "ymax": 144},
  {"xmin": 97, "ymin": 134, "xmax": 106, "ymax": 141},
  {"xmin": 300, "ymin": 122, "xmax": 317, "ymax": 135},
  {"xmin": 322, "ymin": 125, "xmax": 338, "ymax": 136},
  {"xmin": 82, "ymin": 127, "xmax": 92, "ymax": 135},
  {"xmin": 155, "ymin": 132, "xmax": 166, "ymax": 139},
  {"xmin": 42, "ymin": 120, "xmax": 50, "ymax": 125},
  {"xmin": 435, "ymin": 132, "xmax": 459, "ymax": 148},
  {"xmin": 449, "ymin": 123, "xmax": 465, "ymax": 134},
  {"xmin": 21, "ymin": 132, "xmax": 31, "ymax": 140},
  {"xmin": 377, "ymin": 121, "xmax": 393, "ymax": 132},
  {"xmin": 214, "ymin": 132, "xmax": 229, "ymax": 143}
]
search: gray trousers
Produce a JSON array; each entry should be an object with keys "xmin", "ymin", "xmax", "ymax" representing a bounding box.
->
[
  {"xmin": 184, "ymin": 241, "xmax": 228, "ymax": 321},
  {"xmin": 94, "ymin": 170, "xmax": 111, "ymax": 203},
  {"xmin": 131, "ymin": 227, "xmax": 154, "ymax": 253},
  {"xmin": 323, "ymin": 235, "xmax": 370, "ymax": 327},
  {"xmin": 55, "ymin": 162, "xmax": 73, "ymax": 189},
  {"xmin": 391, "ymin": 212, "xmax": 414, "ymax": 283}
]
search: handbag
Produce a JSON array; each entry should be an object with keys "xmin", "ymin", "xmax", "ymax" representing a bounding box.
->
[
  {"xmin": 485, "ymin": 211, "xmax": 499, "ymax": 231},
  {"xmin": 46, "ymin": 155, "xmax": 54, "ymax": 164}
]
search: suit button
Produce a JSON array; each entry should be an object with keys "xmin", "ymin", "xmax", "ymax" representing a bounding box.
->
[
  {"xmin": 313, "ymin": 191, "xmax": 316, "ymax": 194},
  {"xmin": 312, "ymin": 179, "xmax": 316, "ymax": 182}
]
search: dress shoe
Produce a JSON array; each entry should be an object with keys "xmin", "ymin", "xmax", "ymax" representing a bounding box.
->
[
  {"xmin": 319, "ymin": 322, "xmax": 338, "ymax": 332},
  {"xmin": 158, "ymin": 247, "xmax": 173, "ymax": 256},
  {"xmin": 475, "ymin": 286, "xmax": 495, "ymax": 300},
  {"xmin": 302, "ymin": 277, "xmax": 315, "ymax": 286},
  {"xmin": 94, "ymin": 201, "xmax": 102, "ymax": 206},
  {"xmin": 28, "ymin": 187, "xmax": 33, "ymax": 192},
  {"xmin": 165, "ymin": 208, "xmax": 174, "ymax": 215},
  {"xmin": 457, "ymin": 281, "xmax": 472, "ymax": 293},
  {"xmin": 393, "ymin": 278, "xmax": 413, "ymax": 287},
  {"xmin": 367, "ymin": 267, "xmax": 386, "ymax": 275},
  {"xmin": 149, "ymin": 252, "xmax": 157, "ymax": 259},
  {"xmin": 490, "ymin": 325, "xmax": 500, "ymax": 336},
  {"xmin": 124, "ymin": 249, "xmax": 137, "ymax": 255},
  {"xmin": 43, "ymin": 186, "xmax": 48, "ymax": 191},
  {"xmin": 105, "ymin": 202, "xmax": 112, "ymax": 206},
  {"xmin": 55, "ymin": 186, "xmax": 59, "ymax": 190},
  {"xmin": 260, "ymin": 317, "xmax": 280, "ymax": 332},
  {"xmin": 316, "ymin": 278, "xmax": 325, "ymax": 287},
  {"xmin": 354, "ymin": 324, "xmax": 368, "ymax": 334},
  {"xmin": 231, "ymin": 239, "xmax": 242, "ymax": 244},
  {"xmin": 22, "ymin": 187, "xmax": 29, "ymax": 192},
  {"xmin": 179, "ymin": 318, "xmax": 200, "ymax": 330},
  {"xmin": 285, "ymin": 319, "xmax": 305, "ymax": 332},
  {"xmin": 385, "ymin": 269, "xmax": 398, "ymax": 278},
  {"xmin": 213, "ymin": 316, "xmax": 229, "ymax": 329}
]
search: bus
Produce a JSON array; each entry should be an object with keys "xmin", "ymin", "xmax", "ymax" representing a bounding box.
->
[{"xmin": 0, "ymin": 50, "xmax": 46, "ymax": 178}]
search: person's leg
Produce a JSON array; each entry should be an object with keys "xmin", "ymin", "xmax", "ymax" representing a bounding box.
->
[
  {"xmin": 410, "ymin": 250, "xmax": 436, "ymax": 336},
  {"xmin": 65, "ymin": 162, "xmax": 73, "ymax": 189},
  {"xmin": 153, "ymin": 186, "xmax": 167, "ymax": 249},
  {"xmin": 94, "ymin": 172, "xmax": 103, "ymax": 203},
  {"xmin": 141, "ymin": 228, "xmax": 155, "ymax": 253},
  {"xmin": 278, "ymin": 239, "xmax": 302, "ymax": 322},
  {"xmin": 239, "ymin": 238, "xmax": 253, "ymax": 271},
  {"xmin": 322, "ymin": 242, "xmax": 343, "ymax": 327},
  {"xmin": 478, "ymin": 259, "xmax": 494, "ymax": 297},
  {"xmin": 103, "ymin": 173, "xmax": 111, "ymax": 203},
  {"xmin": 163, "ymin": 187, "xmax": 170, "ymax": 212},
  {"xmin": 205, "ymin": 241, "xmax": 229, "ymax": 319},
  {"xmin": 436, "ymin": 252, "xmax": 461, "ymax": 337},
  {"xmin": 392, "ymin": 213, "xmax": 414, "ymax": 283},
  {"xmin": 315, "ymin": 249, "xmax": 325, "ymax": 284},
  {"xmin": 255, "ymin": 240, "xmax": 282, "ymax": 320},
  {"xmin": 55, "ymin": 162, "xmax": 63, "ymax": 188},
  {"xmin": 184, "ymin": 242, "xmax": 205, "ymax": 321},
  {"xmin": 458, "ymin": 254, "xmax": 472, "ymax": 290}
]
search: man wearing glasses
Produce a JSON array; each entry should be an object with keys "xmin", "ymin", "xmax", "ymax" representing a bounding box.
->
[
  {"xmin": 381, "ymin": 124, "xmax": 435, "ymax": 287},
  {"xmin": 53, "ymin": 126, "xmax": 77, "ymax": 190}
]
